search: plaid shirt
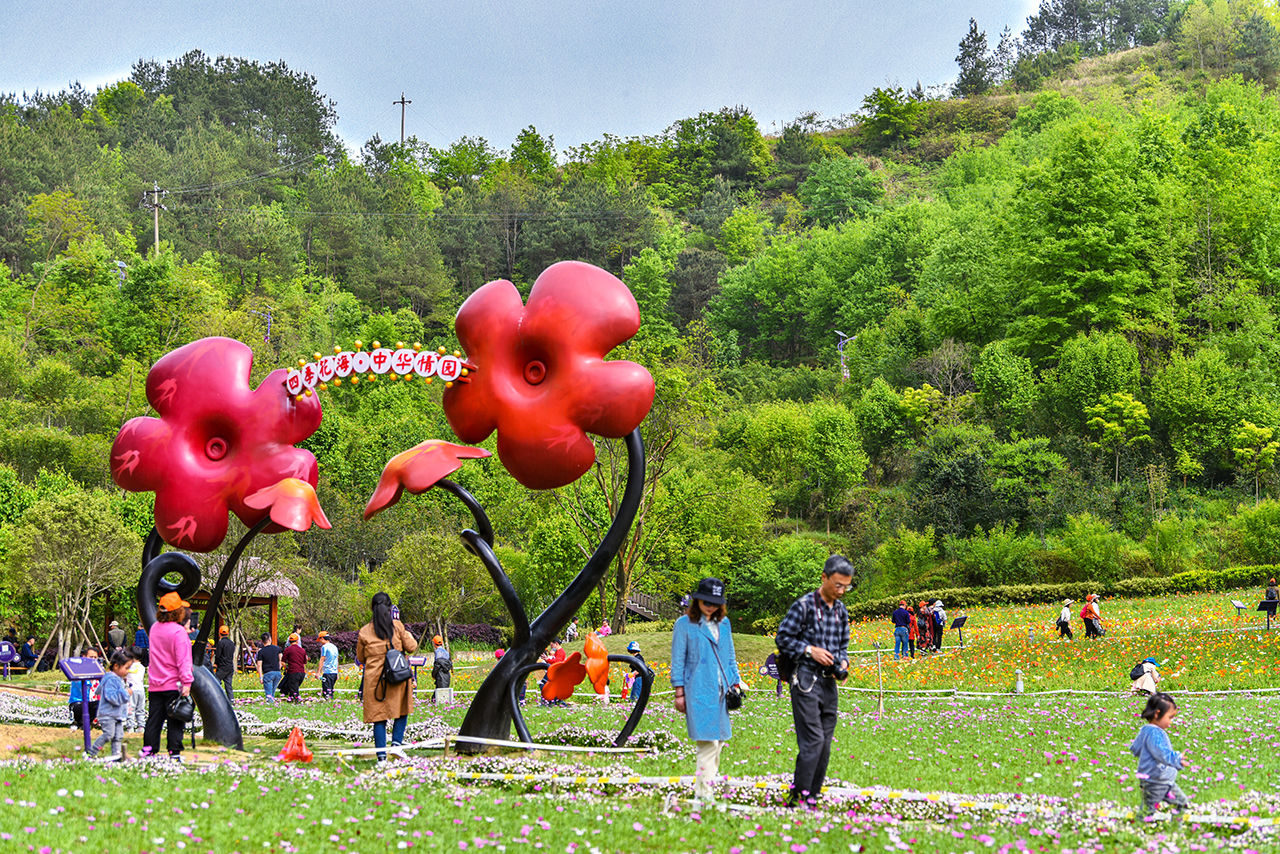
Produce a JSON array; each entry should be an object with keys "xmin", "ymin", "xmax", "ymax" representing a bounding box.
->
[{"xmin": 776, "ymin": 590, "xmax": 849, "ymax": 664}]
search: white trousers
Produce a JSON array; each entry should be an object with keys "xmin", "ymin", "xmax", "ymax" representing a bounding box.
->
[{"xmin": 694, "ymin": 740, "xmax": 723, "ymax": 799}]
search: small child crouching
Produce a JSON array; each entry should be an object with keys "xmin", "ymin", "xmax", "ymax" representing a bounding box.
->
[{"xmin": 1129, "ymin": 692, "xmax": 1188, "ymax": 819}]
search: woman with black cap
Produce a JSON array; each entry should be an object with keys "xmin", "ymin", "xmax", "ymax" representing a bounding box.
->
[{"xmin": 670, "ymin": 577, "xmax": 742, "ymax": 804}]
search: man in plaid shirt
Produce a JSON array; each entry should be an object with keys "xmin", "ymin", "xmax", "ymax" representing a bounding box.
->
[{"xmin": 775, "ymin": 554, "xmax": 853, "ymax": 807}]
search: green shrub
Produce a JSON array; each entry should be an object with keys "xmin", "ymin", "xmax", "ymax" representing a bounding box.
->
[
  {"xmin": 1227, "ymin": 500, "xmax": 1280, "ymax": 565},
  {"xmin": 945, "ymin": 521, "xmax": 1040, "ymax": 586},
  {"xmin": 1144, "ymin": 513, "xmax": 1210, "ymax": 576},
  {"xmin": 1047, "ymin": 512, "xmax": 1132, "ymax": 583}
]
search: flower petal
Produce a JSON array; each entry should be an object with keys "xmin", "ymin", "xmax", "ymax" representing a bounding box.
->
[
  {"xmin": 244, "ymin": 478, "xmax": 331, "ymax": 533},
  {"xmin": 542, "ymin": 652, "xmax": 587, "ymax": 701},
  {"xmin": 364, "ymin": 441, "xmax": 492, "ymax": 520}
]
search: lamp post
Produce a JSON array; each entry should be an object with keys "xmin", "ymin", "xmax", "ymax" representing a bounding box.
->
[{"xmin": 835, "ymin": 330, "xmax": 856, "ymax": 381}]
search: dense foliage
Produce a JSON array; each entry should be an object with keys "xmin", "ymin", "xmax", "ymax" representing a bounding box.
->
[{"xmin": 4, "ymin": 3, "xmax": 1280, "ymax": 644}]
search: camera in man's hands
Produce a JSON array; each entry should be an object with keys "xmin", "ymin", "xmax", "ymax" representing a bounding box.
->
[{"xmin": 825, "ymin": 662, "xmax": 849, "ymax": 681}]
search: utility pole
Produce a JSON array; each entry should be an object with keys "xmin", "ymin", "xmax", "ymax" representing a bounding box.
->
[
  {"xmin": 394, "ymin": 92, "xmax": 412, "ymax": 143},
  {"xmin": 141, "ymin": 182, "xmax": 168, "ymax": 257}
]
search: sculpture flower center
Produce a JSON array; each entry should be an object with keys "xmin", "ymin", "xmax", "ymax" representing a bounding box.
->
[
  {"xmin": 205, "ymin": 437, "xmax": 229, "ymax": 461},
  {"xmin": 523, "ymin": 360, "xmax": 547, "ymax": 385}
]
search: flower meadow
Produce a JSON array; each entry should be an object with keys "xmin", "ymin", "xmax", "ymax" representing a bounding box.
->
[{"xmin": 1, "ymin": 592, "xmax": 1278, "ymax": 852}]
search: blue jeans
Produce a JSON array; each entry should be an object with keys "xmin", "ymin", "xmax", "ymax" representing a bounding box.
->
[
  {"xmin": 373, "ymin": 715, "xmax": 408, "ymax": 760},
  {"xmin": 262, "ymin": 670, "xmax": 283, "ymax": 700},
  {"xmin": 893, "ymin": 626, "xmax": 909, "ymax": 659}
]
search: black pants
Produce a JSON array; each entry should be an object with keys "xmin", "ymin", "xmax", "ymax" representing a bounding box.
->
[
  {"xmin": 1057, "ymin": 620, "xmax": 1073, "ymax": 640},
  {"xmin": 143, "ymin": 690, "xmax": 186, "ymax": 757},
  {"xmin": 218, "ymin": 672, "xmax": 234, "ymax": 700},
  {"xmin": 1084, "ymin": 618, "xmax": 1101, "ymax": 638},
  {"xmin": 280, "ymin": 671, "xmax": 304, "ymax": 699},
  {"xmin": 789, "ymin": 670, "xmax": 839, "ymax": 803},
  {"xmin": 907, "ymin": 639, "xmax": 916, "ymax": 658},
  {"xmin": 321, "ymin": 673, "xmax": 337, "ymax": 698},
  {"xmin": 69, "ymin": 700, "xmax": 98, "ymax": 728}
]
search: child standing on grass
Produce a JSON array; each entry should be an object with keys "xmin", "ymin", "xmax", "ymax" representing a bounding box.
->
[
  {"xmin": 1129, "ymin": 692, "xmax": 1189, "ymax": 819},
  {"xmin": 125, "ymin": 646, "xmax": 147, "ymax": 733},
  {"xmin": 86, "ymin": 651, "xmax": 132, "ymax": 761}
]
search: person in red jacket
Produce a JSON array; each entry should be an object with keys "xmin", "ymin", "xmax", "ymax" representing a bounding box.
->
[{"xmin": 279, "ymin": 634, "xmax": 308, "ymax": 702}]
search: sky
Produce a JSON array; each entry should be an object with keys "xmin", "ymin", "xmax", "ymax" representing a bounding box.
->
[{"xmin": 0, "ymin": 1, "xmax": 1041, "ymax": 155}]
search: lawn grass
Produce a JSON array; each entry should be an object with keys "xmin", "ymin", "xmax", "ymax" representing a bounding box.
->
[{"xmin": 3, "ymin": 591, "xmax": 1279, "ymax": 853}]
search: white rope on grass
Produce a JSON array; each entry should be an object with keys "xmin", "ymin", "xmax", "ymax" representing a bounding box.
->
[{"xmin": 324, "ymin": 734, "xmax": 656, "ymax": 757}]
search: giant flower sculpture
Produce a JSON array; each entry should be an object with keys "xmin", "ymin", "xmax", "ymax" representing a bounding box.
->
[
  {"xmin": 111, "ymin": 337, "xmax": 324, "ymax": 552},
  {"xmin": 442, "ymin": 260, "xmax": 656, "ymax": 490}
]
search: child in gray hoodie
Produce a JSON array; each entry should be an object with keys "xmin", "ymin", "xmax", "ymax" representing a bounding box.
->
[
  {"xmin": 86, "ymin": 651, "xmax": 133, "ymax": 761},
  {"xmin": 1129, "ymin": 692, "xmax": 1188, "ymax": 818}
]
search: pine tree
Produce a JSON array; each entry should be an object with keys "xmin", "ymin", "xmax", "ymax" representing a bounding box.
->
[{"xmin": 954, "ymin": 18, "xmax": 994, "ymax": 98}]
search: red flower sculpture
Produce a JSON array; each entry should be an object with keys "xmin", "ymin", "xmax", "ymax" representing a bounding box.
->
[
  {"xmin": 111, "ymin": 337, "xmax": 323, "ymax": 552},
  {"xmin": 541, "ymin": 652, "xmax": 587, "ymax": 702},
  {"xmin": 442, "ymin": 261, "xmax": 656, "ymax": 490}
]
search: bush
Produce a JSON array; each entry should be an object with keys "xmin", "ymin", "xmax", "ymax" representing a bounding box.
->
[
  {"xmin": 1046, "ymin": 513, "xmax": 1133, "ymax": 583},
  {"xmin": 1228, "ymin": 500, "xmax": 1280, "ymax": 565},
  {"xmin": 945, "ymin": 521, "xmax": 1040, "ymax": 586}
]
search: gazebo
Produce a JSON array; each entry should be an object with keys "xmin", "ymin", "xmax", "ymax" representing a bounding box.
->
[{"xmin": 188, "ymin": 556, "xmax": 299, "ymax": 644}]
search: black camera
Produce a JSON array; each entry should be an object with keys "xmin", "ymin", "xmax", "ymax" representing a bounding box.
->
[{"xmin": 825, "ymin": 662, "xmax": 849, "ymax": 681}]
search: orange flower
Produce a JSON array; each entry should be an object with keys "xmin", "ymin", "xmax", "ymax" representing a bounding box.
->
[
  {"xmin": 542, "ymin": 652, "xmax": 587, "ymax": 701},
  {"xmin": 363, "ymin": 440, "xmax": 492, "ymax": 520},
  {"xmin": 243, "ymin": 478, "xmax": 331, "ymax": 532},
  {"xmin": 584, "ymin": 632, "xmax": 609, "ymax": 694}
]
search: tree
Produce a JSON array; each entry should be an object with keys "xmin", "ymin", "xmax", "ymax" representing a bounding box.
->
[
  {"xmin": 382, "ymin": 528, "xmax": 495, "ymax": 643},
  {"xmin": 796, "ymin": 156, "xmax": 882, "ymax": 227},
  {"xmin": 1085, "ymin": 392, "xmax": 1152, "ymax": 483},
  {"xmin": 859, "ymin": 87, "xmax": 925, "ymax": 151},
  {"xmin": 954, "ymin": 18, "xmax": 994, "ymax": 98},
  {"xmin": 1233, "ymin": 420, "xmax": 1280, "ymax": 503},
  {"xmin": 6, "ymin": 490, "xmax": 139, "ymax": 660}
]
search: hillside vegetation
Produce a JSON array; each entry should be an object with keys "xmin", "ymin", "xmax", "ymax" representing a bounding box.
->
[{"xmin": 4, "ymin": 1, "xmax": 1280, "ymax": 641}]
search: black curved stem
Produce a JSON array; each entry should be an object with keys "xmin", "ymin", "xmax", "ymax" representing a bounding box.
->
[
  {"xmin": 606, "ymin": 654, "xmax": 654, "ymax": 747},
  {"xmin": 193, "ymin": 516, "xmax": 272, "ymax": 652},
  {"xmin": 461, "ymin": 530, "xmax": 529, "ymax": 646},
  {"xmin": 437, "ymin": 478, "xmax": 494, "ymax": 548},
  {"xmin": 505, "ymin": 662, "xmax": 548, "ymax": 744},
  {"xmin": 457, "ymin": 429, "xmax": 646, "ymax": 751},
  {"xmin": 135, "ymin": 525, "xmax": 248, "ymax": 751}
]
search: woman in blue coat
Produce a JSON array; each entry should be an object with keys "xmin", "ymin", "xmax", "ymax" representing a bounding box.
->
[{"xmin": 670, "ymin": 577, "xmax": 742, "ymax": 801}]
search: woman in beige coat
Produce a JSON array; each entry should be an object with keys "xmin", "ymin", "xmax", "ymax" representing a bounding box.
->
[{"xmin": 356, "ymin": 591, "xmax": 418, "ymax": 761}]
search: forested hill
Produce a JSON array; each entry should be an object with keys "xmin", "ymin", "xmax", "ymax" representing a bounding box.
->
[{"xmin": 3, "ymin": 1, "xmax": 1280, "ymax": 640}]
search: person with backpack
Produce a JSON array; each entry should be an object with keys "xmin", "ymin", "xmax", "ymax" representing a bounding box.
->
[
  {"xmin": 1057, "ymin": 599, "xmax": 1074, "ymax": 640},
  {"xmin": 356, "ymin": 592, "xmax": 418, "ymax": 762},
  {"xmin": 1266, "ymin": 578, "xmax": 1279, "ymax": 601},
  {"xmin": 931, "ymin": 601, "xmax": 947, "ymax": 651},
  {"xmin": 1131, "ymin": 657, "xmax": 1161, "ymax": 695}
]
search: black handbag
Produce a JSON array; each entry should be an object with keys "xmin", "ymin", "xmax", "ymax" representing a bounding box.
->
[
  {"xmin": 710, "ymin": 636, "xmax": 743, "ymax": 712},
  {"xmin": 167, "ymin": 694, "xmax": 195, "ymax": 723}
]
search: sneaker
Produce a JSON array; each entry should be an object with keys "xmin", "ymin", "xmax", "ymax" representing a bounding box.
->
[{"xmin": 83, "ymin": 751, "xmax": 96, "ymax": 760}]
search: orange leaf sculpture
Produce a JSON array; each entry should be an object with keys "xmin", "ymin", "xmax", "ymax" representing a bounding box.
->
[
  {"xmin": 584, "ymin": 632, "xmax": 609, "ymax": 695},
  {"xmin": 364, "ymin": 440, "xmax": 492, "ymax": 520},
  {"xmin": 244, "ymin": 478, "xmax": 331, "ymax": 533},
  {"xmin": 541, "ymin": 652, "xmax": 587, "ymax": 702},
  {"xmin": 275, "ymin": 726, "xmax": 313, "ymax": 763}
]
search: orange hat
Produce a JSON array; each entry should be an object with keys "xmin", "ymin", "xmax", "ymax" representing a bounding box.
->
[
  {"xmin": 432, "ymin": 635, "xmax": 443, "ymax": 646},
  {"xmin": 317, "ymin": 631, "xmax": 328, "ymax": 639},
  {"xmin": 219, "ymin": 625, "xmax": 229, "ymax": 635},
  {"xmin": 157, "ymin": 592, "xmax": 189, "ymax": 612},
  {"xmin": 288, "ymin": 633, "xmax": 299, "ymax": 642}
]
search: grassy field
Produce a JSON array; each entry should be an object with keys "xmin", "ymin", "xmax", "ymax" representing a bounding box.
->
[{"xmin": 2, "ymin": 592, "xmax": 1279, "ymax": 853}]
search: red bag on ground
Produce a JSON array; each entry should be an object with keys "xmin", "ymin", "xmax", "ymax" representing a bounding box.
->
[{"xmin": 275, "ymin": 726, "xmax": 313, "ymax": 763}]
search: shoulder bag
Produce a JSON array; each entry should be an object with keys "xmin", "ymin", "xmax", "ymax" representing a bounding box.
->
[{"xmin": 708, "ymin": 629, "xmax": 743, "ymax": 711}]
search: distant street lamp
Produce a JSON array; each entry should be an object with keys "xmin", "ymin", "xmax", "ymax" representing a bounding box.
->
[{"xmin": 835, "ymin": 330, "xmax": 856, "ymax": 381}]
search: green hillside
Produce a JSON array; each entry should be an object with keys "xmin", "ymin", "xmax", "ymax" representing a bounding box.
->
[{"xmin": 4, "ymin": 1, "xmax": 1280, "ymax": 643}]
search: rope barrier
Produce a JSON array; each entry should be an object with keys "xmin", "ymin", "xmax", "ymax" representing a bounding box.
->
[{"xmin": 323, "ymin": 734, "xmax": 655, "ymax": 757}]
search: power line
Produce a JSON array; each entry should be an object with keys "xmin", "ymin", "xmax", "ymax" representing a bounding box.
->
[
  {"xmin": 163, "ymin": 152, "xmax": 324, "ymax": 195},
  {"xmin": 167, "ymin": 204, "xmax": 645, "ymax": 221}
]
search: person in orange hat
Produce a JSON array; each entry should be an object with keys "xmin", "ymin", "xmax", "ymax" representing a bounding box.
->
[
  {"xmin": 1266, "ymin": 578, "xmax": 1278, "ymax": 601},
  {"xmin": 214, "ymin": 625, "xmax": 236, "ymax": 700},
  {"xmin": 315, "ymin": 631, "xmax": 339, "ymax": 699},
  {"xmin": 431, "ymin": 634, "xmax": 452, "ymax": 700},
  {"xmin": 143, "ymin": 592, "xmax": 194, "ymax": 759}
]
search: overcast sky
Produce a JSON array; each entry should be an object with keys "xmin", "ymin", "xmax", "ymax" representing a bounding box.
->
[{"xmin": 1, "ymin": 1, "xmax": 1040, "ymax": 154}]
